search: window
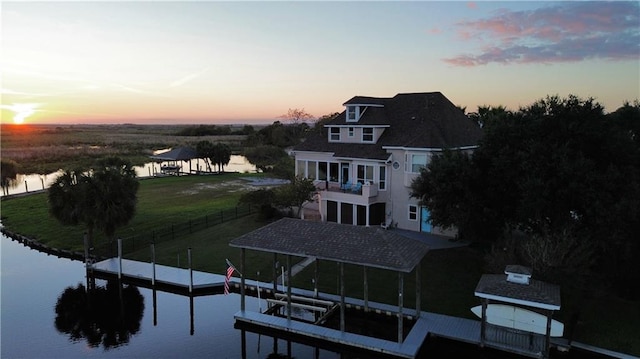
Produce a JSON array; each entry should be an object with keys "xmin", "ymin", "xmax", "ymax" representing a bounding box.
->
[
  {"xmin": 329, "ymin": 163, "xmax": 339, "ymax": 182},
  {"xmin": 330, "ymin": 127, "xmax": 340, "ymax": 141},
  {"xmin": 318, "ymin": 162, "xmax": 328, "ymax": 181},
  {"xmin": 307, "ymin": 161, "xmax": 317, "ymax": 179},
  {"xmin": 356, "ymin": 164, "xmax": 374, "ymax": 184},
  {"xmin": 362, "ymin": 128, "xmax": 373, "ymax": 142},
  {"xmin": 407, "ymin": 154, "xmax": 427, "ymax": 173},
  {"xmin": 347, "ymin": 106, "xmax": 357, "ymax": 122},
  {"xmin": 379, "ymin": 166, "xmax": 386, "ymax": 190},
  {"xmin": 296, "ymin": 160, "xmax": 305, "ymax": 177},
  {"xmin": 348, "ymin": 127, "xmax": 354, "ymax": 137},
  {"xmin": 409, "ymin": 205, "xmax": 418, "ymax": 221}
]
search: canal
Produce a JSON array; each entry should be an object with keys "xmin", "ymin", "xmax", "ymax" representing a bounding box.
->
[{"xmin": 1, "ymin": 232, "xmax": 616, "ymax": 358}]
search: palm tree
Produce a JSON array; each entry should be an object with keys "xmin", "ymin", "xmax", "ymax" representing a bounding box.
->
[{"xmin": 48, "ymin": 157, "xmax": 139, "ymax": 249}]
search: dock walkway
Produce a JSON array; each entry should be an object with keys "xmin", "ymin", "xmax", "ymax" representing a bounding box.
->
[{"xmin": 89, "ymin": 257, "xmax": 606, "ymax": 359}]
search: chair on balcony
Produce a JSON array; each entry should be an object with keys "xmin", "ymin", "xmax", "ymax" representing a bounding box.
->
[
  {"xmin": 340, "ymin": 181, "xmax": 352, "ymax": 192},
  {"xmin": 351, "ymin": 182, "xmax": 362, "ymax": 194}
]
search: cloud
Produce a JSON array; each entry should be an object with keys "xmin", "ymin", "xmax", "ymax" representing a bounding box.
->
[
  {"xmin": 444, "ymin": 2, "xmax": 640, "ymax": 66},
  {"xmin": 169, "ymin": 68, "xmax": 209, "ymax": 88}
]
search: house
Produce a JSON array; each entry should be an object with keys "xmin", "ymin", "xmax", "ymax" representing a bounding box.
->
[{"xmin": 291, "ymin": 92, "xmax": 482, "ymax": 235}]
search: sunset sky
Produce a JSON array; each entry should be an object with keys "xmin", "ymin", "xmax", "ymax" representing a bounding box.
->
[{"xmin": 1, "ymin": 1, "xmax": 639, "ymax": 125}]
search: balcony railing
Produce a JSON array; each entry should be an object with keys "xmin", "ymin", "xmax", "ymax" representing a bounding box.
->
[{"xmin": 314, "ymin": 181, "xmax": 378, "ymax": 203}]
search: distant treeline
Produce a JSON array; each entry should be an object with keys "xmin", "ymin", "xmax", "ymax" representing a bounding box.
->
[{"xmin": 174, "ymin": 124, "xmax": 256, "ymax": 136}]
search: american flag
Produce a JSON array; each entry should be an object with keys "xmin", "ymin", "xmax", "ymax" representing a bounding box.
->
[{"xmin": 224, "ymin": 260, "xmax": 236, "ymax": 295}]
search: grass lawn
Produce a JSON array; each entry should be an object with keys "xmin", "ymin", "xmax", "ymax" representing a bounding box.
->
[
  {"xmin": 0, "ymin": 172, "xmax": 265, "ymax": 252},
  {"xmin": 1, "ymin": 174, "xmax": 638, "ymax": 357}
]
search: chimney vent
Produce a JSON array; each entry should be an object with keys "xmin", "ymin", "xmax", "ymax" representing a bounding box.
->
[{"xmin": 505, "ymin": 265, "xmax": 532, "ymax": 285}]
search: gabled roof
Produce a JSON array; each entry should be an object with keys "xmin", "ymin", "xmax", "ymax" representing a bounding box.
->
[
  {"xmin": 230, "ymin": 218, "xmax": 429, "ymax": 272},
  {"xmin": 475, "ymin": 274, "xmax": 561, "ymax": 310},
  {"xmin": 343, "ymin": 96, "xmax": 387, "ymax": 106},
  {"xmin": 294, "ymin": 92, "xmax": 482, "ymax": 159},
  {"xmin": 149, "ymin": 147, "xmax": 198, "ymax": 161}
]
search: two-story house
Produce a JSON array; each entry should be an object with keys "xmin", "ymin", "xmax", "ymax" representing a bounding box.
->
[{"xmin": 292, "ymin": 92, "xmax": 482, "ymax": 235}]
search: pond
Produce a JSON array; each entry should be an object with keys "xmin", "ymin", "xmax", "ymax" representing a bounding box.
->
[{"xmin": 1, "ymin": 155, "xmax": 257, "ymax": 197}]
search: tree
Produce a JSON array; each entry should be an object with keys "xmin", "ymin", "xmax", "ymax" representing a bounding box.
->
[
  {"xmin": 313, "ymin": 112, "xmax": 340, "ymax": 134},
  {"xmin": 48, "ymin": 157, "xmax": 139, "ymax": 248},
  {"xmin": 467, "ymin": 105, "xmax": 509, "ymax": 128},
  {"xmin": 196, "ymin": 140, "xmax": 215, "ymax": 172},
  {"xmin": 212, "ymin": 143, "xmax": 232, "ymax": 173},
  {"xmin": 274, "ymin": 176, "xmax": 317, "ymax": 218},
  {"xmin": 238, "ymin": 188, "xmax": 280, "ymax": 219},
  {"xmin": 1, "ymin": 159, "xmax": 19, "ymax": 196},
  {"xmin": 244, "ymin": 145, "xmax": 288, "ymax": 172},
  {"xmin": 278, "ymin": 108, "xmax": 314, "ymax": 125},
  {"xmin": 411, "ymin": 95, "xmax": 640, "ymax": 296}
]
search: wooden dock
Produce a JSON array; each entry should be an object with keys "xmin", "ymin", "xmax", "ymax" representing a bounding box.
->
[{"xmin": 89, "ymin": 258, "xmax": 572, "ymax": 358}]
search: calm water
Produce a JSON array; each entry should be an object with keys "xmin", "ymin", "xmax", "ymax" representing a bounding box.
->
[
  {"xmin": 1, "ymin": 233, "xmax": 615, "ymax": 359},
  {"xmin": 0, "ymin": 233, "xmax": 336, "ymax": 359},
  {"xmin": 1, "ymin": 155, "xmax": 257, "ymax": 196}
]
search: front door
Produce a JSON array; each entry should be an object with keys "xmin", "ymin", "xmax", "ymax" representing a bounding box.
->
[{"xmin": 420, "ymin": 206, "xmax": 431, "ymax": 232}]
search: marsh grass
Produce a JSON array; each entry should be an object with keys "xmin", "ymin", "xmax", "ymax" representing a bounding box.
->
[{"xmin": 1, "ymin": 124, "xmax": 247, "ymax": 174}]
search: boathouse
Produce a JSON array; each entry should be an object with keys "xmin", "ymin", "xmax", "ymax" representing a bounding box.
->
[
  {"xmin": 474, "ymin": 265, "xmax": 563, "ymax": 358},
  {"xmin": 229, "ymin": 217, "xmax": 431, "ymax": 358}
]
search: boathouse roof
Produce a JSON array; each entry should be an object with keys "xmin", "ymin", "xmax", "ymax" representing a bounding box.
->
[
  {"xmin": 474, "ymin": 274, "xmax": 561, "ymax": 310},
  {"xmin": 229, "ymin": 218, "xmax": 429, "ymax": 272},
  {"xmin": 149, "ymin": 147, "xmax": 198, "ymax": 161}
]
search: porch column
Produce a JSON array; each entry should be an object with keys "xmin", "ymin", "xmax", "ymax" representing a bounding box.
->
[
  {"xmin": 273, "ymin": 253, "xmax": 278, "ymax": 293},
  {"xmin": 314, "ymin": 258, "xmax": 319, "ymax": 298},
  {"xmin": 241, "ymin": 248, "xmax": 246, "ymax": 311},
  {"xmin": 286, "ymin": 255, "xmax": 292, "ymax": 321},
  {"xmin": 340, "ymin": 262, "xmax": 345, "ymax": 332},
  {"xmin": 398, "ymin": 271, "xmax": 404, "ymax": 344},
  {"xmin": 365, "ymin": 205, "xmax": 370, "ymax": 227},
  {"xmin": 363, "ymin": 266, "xmax": 369, "ymax": 312},
  {"xmin": 480, "ymin": 298, "xmax": 487, "ymax": 347},
  {"xmin": 416, "ymin": 260, "xmax": 421, "ymax": 315}
]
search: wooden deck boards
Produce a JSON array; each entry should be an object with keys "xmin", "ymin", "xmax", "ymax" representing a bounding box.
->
[{"xmin": 91, "ymin": 258, "xmax": 560, "ymax": 358}]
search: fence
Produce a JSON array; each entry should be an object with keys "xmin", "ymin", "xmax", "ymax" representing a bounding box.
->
[{"xmin": 93, "ymin": 204, "xmax": 254, "ymax": 258}]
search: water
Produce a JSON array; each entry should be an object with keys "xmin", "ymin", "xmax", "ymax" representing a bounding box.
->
[
  {"xmin": 0, "ymin": 233, "xmax": 336, "ymax": 358},
  {"xmin": 0, "ymin": 233, "xmax": 617, "ymax": 358},
  {"xmin": 1, "ymin": 155, "xmax": 257, "ymax": 197}
]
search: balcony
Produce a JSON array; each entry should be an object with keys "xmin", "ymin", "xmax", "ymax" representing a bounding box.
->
[{"xmin": 315, "ymin": 181, "xmax": 379, "ymax": 206}]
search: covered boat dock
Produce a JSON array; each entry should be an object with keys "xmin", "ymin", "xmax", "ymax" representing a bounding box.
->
[{"xmin": 229, "ymin": 218, "xmax": 432, "ymax": 358}]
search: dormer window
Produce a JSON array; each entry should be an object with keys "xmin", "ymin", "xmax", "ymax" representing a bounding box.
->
[{"xmin": 346, "ymin": 106, "xmax": 357, "ymax": 122}]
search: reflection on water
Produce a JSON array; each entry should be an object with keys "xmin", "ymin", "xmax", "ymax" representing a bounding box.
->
[
  {"xmin": 1, "ymin": 235, "xmax": 338, "ymax": 358},
  {"xmin": 54, "ymin": 281, "xmax": 145, "ymax": 349},
  {"xmin": 1, "ymin": 233, "xmax": 612, "ymax": 358},
  {"xmin": 1, "ymin": 155, "xmax": 256, "ymax": 196}
]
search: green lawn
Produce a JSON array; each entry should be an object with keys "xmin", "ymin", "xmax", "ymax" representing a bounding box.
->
[
  {"xmin": 0, "ymin": 172, "xmax": 265, "ymax": 252},
  {"xmin": 1, "ymin": 174, "xmax": 638, "ymax": 357}
]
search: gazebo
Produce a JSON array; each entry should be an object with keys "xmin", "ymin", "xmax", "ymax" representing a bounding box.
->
[{"xmin": 229, "ymin": 217, "xmax": 431, "ymax": 357}]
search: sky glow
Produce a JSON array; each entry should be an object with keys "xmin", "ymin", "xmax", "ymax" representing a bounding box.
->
[{"xmin": 1, "ymin": 1, "xmax": 638, "ymax": 125}]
